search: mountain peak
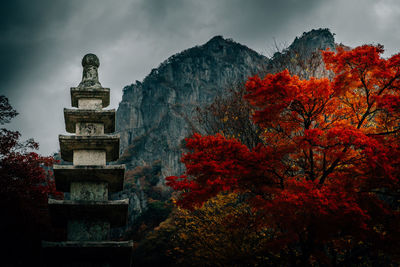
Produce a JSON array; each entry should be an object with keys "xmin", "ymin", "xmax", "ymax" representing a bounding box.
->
[
  {"xmin": 267, "ymin": 28, "xmax": 336, "ymax": 79},
  {"xmin": 289, "ymin": 28, "xmax": 335, "ymax": 52},
  {"xmin": 206, "ymin": 35, "xmax": 227, "ymax": 45},
  {"xmin": 141, "ymin": 35, "xmax": 266, "ymax": 85},
  {"xmin": 118, "ymin": 35, "xmax": 268, "ymax": 171}
]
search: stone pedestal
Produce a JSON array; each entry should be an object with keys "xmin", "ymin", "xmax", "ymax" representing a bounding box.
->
[{"xmin": 42, "ymin": 54, "xmax": 132, "ymax": 267}]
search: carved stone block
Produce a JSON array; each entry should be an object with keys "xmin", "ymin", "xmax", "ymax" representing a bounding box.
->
[
  {"xmin": 73, "ymin": 150, "xmax": 106, "ymax": 166},
  {"xmin": 78, "ymin": 98, "xmax": 102, "ymax": 109},
  {"xmin": 76, "ymin": 122, "xmax": 104, "ymax": 136}
]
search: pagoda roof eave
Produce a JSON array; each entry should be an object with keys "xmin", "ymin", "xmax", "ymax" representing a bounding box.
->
[
  {"xmin": 53, "ymin": 164, "xmax": 125, "ymax": 192},
  {"xmin": 59, "ymin": 134, "xmax": 120, "ymax": 162},
  {"xmin": 64, "ymin": 108, "xmax": 116, "ymax": 133}
]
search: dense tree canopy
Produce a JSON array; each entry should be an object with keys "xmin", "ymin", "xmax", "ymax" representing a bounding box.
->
[
  {"xmin": 167, "ymin": 45, "xmax": 400, "ymax": 265},
  {"xmin": 170, "ymin": 192, "xmax": 272, "ymax": 266},
  {"xmin": 0, "ymin": 96, "xmax": 61, "ymax": 266}
]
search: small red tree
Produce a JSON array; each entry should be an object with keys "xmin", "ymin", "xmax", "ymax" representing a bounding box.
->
[
  {"xmin": 167, "ymin": 45, "xmax": 400, "ymax": 265},
  {"xmin": 0, "ymin": 96, "xmax": 61, "ymax": 266}
]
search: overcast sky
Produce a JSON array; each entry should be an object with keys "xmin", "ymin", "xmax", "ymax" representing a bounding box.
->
[{"xmin": 1, "ymin": 0, "xmax": 399, "ymax": 156}]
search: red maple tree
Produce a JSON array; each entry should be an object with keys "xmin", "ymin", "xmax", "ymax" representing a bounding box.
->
[
  {"xmin": 167, "ymin": 45, "xmax": 400, "ymax": 265},
  {"xmin": 0, "ymin": 96, "xmax": 61, "ymax": 266}
]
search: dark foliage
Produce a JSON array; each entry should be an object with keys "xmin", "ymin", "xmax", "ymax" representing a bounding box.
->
[{"xmin": 0, "ymin": 96, "xmax": 61, "ymax": 266}]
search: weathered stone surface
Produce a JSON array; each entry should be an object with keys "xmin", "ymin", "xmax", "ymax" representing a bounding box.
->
[
  {"xmin": 71, "ymin": 87, "xmax": 110, "ymax": 108},
  {"xmin": 41, "ymin": 241, "xmax": 133, "ymax": 267},
  {"xmin": 67, "ymin": 219, "xmax": 110, "ymax": 241},
  {"xmin": 59, "ymin": 134, "xmax": 120, "ymax": 162},
  {"xmin": 78, "ymin": 98, "xmax": 102, "ymax": 109},
  {"xmin": 64, "ymin": 108, "xmax": 115, "ymax": 133},
  {"xmin": 48, "ymin": 199, "xmax": 129, "ymax": 227},
  {"xmin": 73, "ymin": 150, "xmax": 106, "ymax": 165},
  {"xmin": 53, "ymin": 164, "xmax": 125, "ymax": 193},
  {"xmin": 70, "ymin": 182, "xmax": 108, "ymax": 201},
  {"xmin": 78, "ymin": 53, "xmax": 102, "ymax": 89},
  {"xmin": 76, "ymin": 122, "xmax": 105, "ymax": 136}
]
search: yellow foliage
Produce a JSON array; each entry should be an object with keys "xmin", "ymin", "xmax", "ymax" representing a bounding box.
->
[{"xmin": 169, "ymin": 192, "xmax": 276, "ymax": 266}]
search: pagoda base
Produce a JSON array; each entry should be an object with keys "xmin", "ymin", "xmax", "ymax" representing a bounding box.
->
[{"xmin": 42, "ymin": 241, "xmax": 133, "ymax": 267}]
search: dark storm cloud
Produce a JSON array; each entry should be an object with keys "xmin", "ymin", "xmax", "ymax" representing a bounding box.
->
[
  {"xmin": 320, "ymin": 0, "xmax": 400, "ymax": 57},
  {"xmin": 0, "ymin": 0, "xmax": 399, "ymax": 155},
  {"xmin": 0, "ymin": 1, "xmax": 77, "ymax": 82},
  {"xmin": 212, "ymin": 0, "xmax": 325, "ymax": 41}
]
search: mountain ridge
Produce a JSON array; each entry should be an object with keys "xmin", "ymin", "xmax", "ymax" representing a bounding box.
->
[{"xmin": 114, "ymin": 29, "xmax": 336, "ymax": 225}]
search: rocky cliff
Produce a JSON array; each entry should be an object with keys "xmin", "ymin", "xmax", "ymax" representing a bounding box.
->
[
  {"xmin": 114, "ymin": 36, "xmax": 268, "ymax": 224},
  {"xmin": 116, "ymin": 37, "xmax": 268, "ymax": 177},
  {"xmin": 267, "ymin": 28, "xmax": 336, "ymax": 79},
  {"xmin": 114, "ymin": 29, "xmax": 336, "ymax": 225}
]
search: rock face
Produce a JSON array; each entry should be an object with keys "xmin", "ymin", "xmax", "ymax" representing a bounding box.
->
[
  {"xmin": 116, "ymin": 36, "xmax": 268, "ymax": 179},
  {"xmin": 267, "ymin": 28, "xmax": 336, "ymax": 79},
  {"xmin": 115, "ymin": 29, "xmax": 336, "ymax": 225},
  {"xmin": 115, "ymin": 36, "xmax": 268, "ymax": 225}
]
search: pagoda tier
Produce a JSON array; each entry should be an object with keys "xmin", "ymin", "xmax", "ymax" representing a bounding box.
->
[
  {"xmin": 59, "ymin": 134, "xmax": 120, "ymax": 162},
  {"xmin": 53, "ymin": 165, "xmax": 125, "ymax": 192},
  {"xmin": 48, "ymin": 199, "xmax": 129, "ymax": 227},
  {"xmin": 71, "ymin": 87, "xmax": 110, "ymax": 108},
  {"xmin": 42, "ymin": 241, "xmax": 133, "ymax": 266},
  {"xmin": 64, "ymin": 108, "xmax": 116, "ymax": 134}
]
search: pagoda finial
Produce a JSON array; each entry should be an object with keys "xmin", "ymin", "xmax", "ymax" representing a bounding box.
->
[{"xmin": 78, "ymin": 53, "xmax": 102, "ymax": 89}]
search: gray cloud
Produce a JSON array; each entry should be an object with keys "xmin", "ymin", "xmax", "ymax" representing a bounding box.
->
[{"xmin": 0, "ymin": 0, "xmax": 399, "ymax": 155}]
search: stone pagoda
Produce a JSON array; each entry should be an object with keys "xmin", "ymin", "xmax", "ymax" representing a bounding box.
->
[{"xmin": 42, "ymin": 54, "xmax": 132, "ymax": 267}]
